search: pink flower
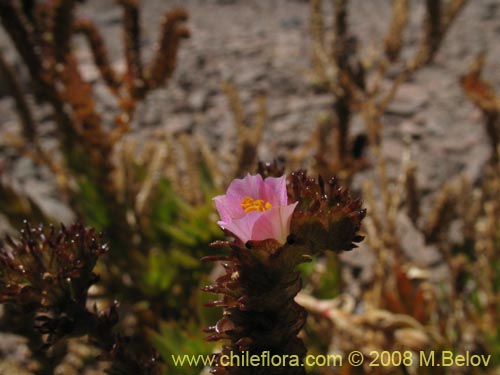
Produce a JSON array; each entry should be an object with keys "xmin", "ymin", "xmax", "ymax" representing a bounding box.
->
[{"xmin": 214, "ymin": 174, "xmax": 298, "ymax": 244}]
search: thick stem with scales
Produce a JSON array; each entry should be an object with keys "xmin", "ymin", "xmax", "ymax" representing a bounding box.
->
[{"xmin": 203, "ymin": 240, "xmax": 309, "ymax": 375}]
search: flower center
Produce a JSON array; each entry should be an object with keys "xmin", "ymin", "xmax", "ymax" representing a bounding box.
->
[{"xmin": 241, "ymin": 196, "xmax": 272, "ymax": 213}]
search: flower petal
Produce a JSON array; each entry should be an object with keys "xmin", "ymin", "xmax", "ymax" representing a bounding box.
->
[
  {"xmin": 251, "ymin": 202, "xmax": 298, "ymax": 243},
  {"xmin": 226, "ymin": 174, "xmax": 266, "ymax": 201},
  {"xmin": 263, "ymin": 175, "xmax": 288, "ymax": 206},
  {"xmin": 214, "ymin": 194, "xmax": 243, "ymax": 224},
  {"xmin": 214, "ymin": 174, "xmax": 296, "ymax": 244},
  {"xmin": 222, "ymin": 211, "xmax": 262, "ymax": 244}
]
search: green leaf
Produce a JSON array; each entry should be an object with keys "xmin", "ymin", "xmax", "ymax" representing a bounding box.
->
[
  {"xmin": 75, "ymin": 176, "xmax": 110, "ymax": 228},
  {"xmin": 141, "ymin": 249, "xmax": 177, "ymax": 294},
  {"xmin": 161, "ymin": 225, "xmax": 198, "ymax": 247},
  {"xmin": 151, "ymin": 321, "xmax": 215, "ymax": 375},
  {"xmin": 170, "ymin": 249, "xmax": 200, "ymax": 269},
  {"xmin": 316, "ymin": 252, "xmax": 341, "ymax": 299}
]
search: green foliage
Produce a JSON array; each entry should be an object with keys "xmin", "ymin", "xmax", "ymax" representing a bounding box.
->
[
  {"xmin": 141, "ymin": 249, "xmax": 178, "ymax": 295},
  {"xmin": 298, "ymin": 253, "xmax": 341, "ymax": 299},
  {"xmin": 316, "ymin": 252, "xmax": 341, "ymax": 299},
  {"xmin": 151, "ymin": 321, "xmax": 214, "ymax": 375},
  {"xmin": 485, "ymin": 325, "xmax": 500, "ymax": 368},
  {"xmin": 75, "ymin": 176, "xmax": 111, "ymax": 228},
  {"xmin": 150, "ymin": 179, "xmax": 220, "ymax": 248}
]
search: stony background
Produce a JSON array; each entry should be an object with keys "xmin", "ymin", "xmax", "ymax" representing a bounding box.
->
[{"xmin": 1, "ymin": 0, "xmax": 499, "ymax": 210}]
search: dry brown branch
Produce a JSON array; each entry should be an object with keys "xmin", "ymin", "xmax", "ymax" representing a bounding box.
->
[
  {"xmin": 117, "ymin": 0, "xmax": 144, "ymax": 93},
  {"xmin": 424, "ymin": 184, "xmax": 458, "ymax": 244},
  {"xmin": 461, "ymin": 55, "xmax": 500, "ymax": 162},
  {"xmin": 223, "ymin": 81, "xmax": 268, "ymax": 179},
  {"xmin": 297, "ymin": 293, "xmax": 434, "ymax": 356},
  {"xmin": 307, "ymin": 0, "xmax": 470, "ymax": 181},
  {"xmin": 73, "ymin": 18, "xmax": 122, "ymax": 93},
  {"xmin": 332, "ymin": 0, "xmax": 348, "ymax": 42},
  {"xmin": 235, "ymin": 96, "xmax": 267, "ymax": 177},
  {"xmin": 144, "ymin": 8, "xmax": 190, "ymax": 93},
  {"xmin": 222, "ymin": 81, "xmax": 246, "ymax": 133},
  {"xmin": 309, "ymin": 0, "xmax": 324, "ymax": 45},
  {"xmin": 332, "ymin": 0, "xmax": 354, "ymax": 162},
  {"xmin": 52, "ymin": 0, "xmax": 77, "ymax": 63},
  {"xmin": 309, "ymin": 0, "xmax": 325, "ymax": 83},
  {"xmin": 384, "ymin": 0, "xmax": 409, "ymax": 62},
  {"xmin": 409, "ymin": 0, "xmax": 469, "ymax": 71},
  {"xmin": 404, "ymin": 163, "xmax": 420, "ymax": 225},
  {"xmin": 420, "ymin": 0, "xmax": 442, "ymax": 67},
  {"xmin": 179, "ymin": 133, "xmax": 203, "ymax": 204},
  {"xmin": 196, "ymin": 133, "xmax": 224, "ymax": 190},
  {"xmin": 0, "ymin": 50, "xmax": 36, "ymax": 143},
  {"xmin": 0, "ymin": 1, "xmax": 44, "ymax": 84},
  {"xmin": 135, "ymin": 139, "xmax": 168, "ymax": 215}
]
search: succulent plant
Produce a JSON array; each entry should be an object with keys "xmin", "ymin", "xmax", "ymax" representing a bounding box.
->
[{"xmin": 203, "ymin": 169, "xmax": 365, "ymax": 374}]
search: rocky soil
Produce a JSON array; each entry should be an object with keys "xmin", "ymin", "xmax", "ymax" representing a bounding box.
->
[
  {"xmin": 1, "ymin": 0, "xmax": 499, "ymax": 208},
  {"xmin": 1, "ymin": 0, "xmax": 499, "ymax": 209}
]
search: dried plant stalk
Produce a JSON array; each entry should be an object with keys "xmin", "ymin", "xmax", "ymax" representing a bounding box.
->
[
  {"xmin": 223, "ymin": 81, "xmax": 268, "ymax": 179},
  {"xmin": 196, "ymin": 133, "xmax": 224, "ymax": 189},
  {"xmin": 420, "ymin": 0, "xmax": 442, "ymax": 66},
  {"xmin": 461, "ymin": 55, "xmax": 500, "ymax": 162},
  {"xmin": 0, "ymin": 50, "xmax": 36, "ymax": 143},
  {"xmin": 384, "ymin": 0, "xmax": 409, "ymax": 62},
  {"xmin": 235, "ymin": 96, "xmax": 267, "ymax": 178},
  {"xmin": 0, "ymin": 1, "xmax": 78, "ymax": 155},
  {"xmin": 135, "ymin": 141, "xmax": 169, "ymax": 215},
  {"xmin": 73, "ymin": 18, "xmax": 121, "ymax": 93},
  {"xmin": 0, "ymin": 1, "xmax": 44, "ymax": 84},
  {"xmin": 332, "ymin": 0, "xmax": 352, "ymax": 162},
  {"xmin": 57, "ymin": 52, "xmax": 115, "ymax": 194},
  {"xmin": 117, "ymin": 0, "xmax": 144, "ymax": 95},
  {"xmin": 310, "ymin": 0, "xmax": 326, "ymax": 82},
  {"xmin": 306, "ymin": 0, "xmax": 469, "ymax": 183},
  {"xmin": 424, "ymin": 184, "xmax": 458, "ymax": 243},
  {"xmin": 144, "ymin": 8, "xmax": 190, "ymax": 92},
  {"xmin": 179, "ymin": 133, "xmax": 203, "ymax": 204},
  {"xmin": 52, "ymin": 0, "xmax": 77, "ymax": 62},
  {"xmin": 223, "ymin": 81, "xmax": 246, "ymax": 135},
  {"xmin": 404, "ymin": 163, "xmax": 420, "ymax": 225},
  {"xmin": 410, "ymin": 0, "xmax": 469, "ymax": 70}
]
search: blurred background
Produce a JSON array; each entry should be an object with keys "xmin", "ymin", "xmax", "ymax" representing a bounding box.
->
[{"xmin": 0, "ymin": 0, "xmax": 499, "ymax": 374}]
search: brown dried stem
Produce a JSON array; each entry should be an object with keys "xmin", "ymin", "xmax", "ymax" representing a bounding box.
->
[
  {"xmin": 117, "ymin": 0, "xmax": 144, "ymax": 95},
  {"xmin": 144, "ymin": 8, "xmax": 190, "ymax": 93},
  {"xmin": 384, "ymin": 0, "xmax": 410, "ymax": 62},
  {"xmin": 0, "ymin": 50, "xmax": 36, "ymax": 143},
  {"xmin": 410, "ymin": 0, "xmax": 469, "ymax": 71},
  {"xmin": 73, "ymin": 18, "xmax": 122, "ymax": 93},
  {"xmin": 461, "ymin": 55, "xmax": 500, "ymax": 162},
  {"xmin": 52, "ymin": 0, "xmax": 77, "ymax": 63}
]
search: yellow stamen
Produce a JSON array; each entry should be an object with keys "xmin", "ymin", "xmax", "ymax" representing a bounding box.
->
[{"xmin": 241, "ymin": 196, "xmax": 272, "ymax": 213}]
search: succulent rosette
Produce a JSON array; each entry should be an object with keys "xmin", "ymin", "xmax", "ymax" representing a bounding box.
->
[{"xmin": 213, "ymin": 174, "xmax": 298, "ymax": 244}]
